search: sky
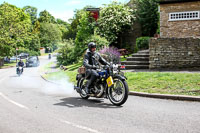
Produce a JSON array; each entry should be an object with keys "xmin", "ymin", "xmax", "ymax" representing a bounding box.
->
[{"xmin": 0, "ymin": 0, "xmax": 129, "ymax": 22}]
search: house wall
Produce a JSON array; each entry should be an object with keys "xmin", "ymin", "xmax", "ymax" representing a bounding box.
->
[{"xmin": 160, "ymin": 1, "xmax": 200, "ymax": 38}]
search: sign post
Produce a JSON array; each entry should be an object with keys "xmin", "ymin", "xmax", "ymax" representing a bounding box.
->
[
  {"xmin": 86, "ymin": 8, "xmax": 100, "ymax": 22},
  {"xmin": 16, "ymin": 48, "xmax": 18, "ymax": 62}
]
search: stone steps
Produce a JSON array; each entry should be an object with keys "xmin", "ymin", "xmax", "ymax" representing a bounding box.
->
[
  {"xmin": 121, "ymin": 50, "xmax": 149, "ymax": 69},
  {"xmin": 121, "ymin": 61, "xmax": 149, "ymax": 65},
  {"xmin": 126, "ymin": 57, "xmax": 149, "ymax": 61},
  {"xmin": 122, "ymin": 65, "xmax": 149, "ymax": 69}
]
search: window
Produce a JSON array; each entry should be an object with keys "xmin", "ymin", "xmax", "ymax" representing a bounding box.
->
[{"xmin": 169, "ymin": 11, "xmax": 200, "ymax": 21}]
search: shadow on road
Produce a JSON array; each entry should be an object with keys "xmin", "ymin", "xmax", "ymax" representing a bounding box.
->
[{"xmin": 54, "ymin": 97, "xmax": 122, "ymax": 109}]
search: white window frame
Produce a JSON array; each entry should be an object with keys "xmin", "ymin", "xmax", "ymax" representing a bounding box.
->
[{"xmin": 169, "ymin": 11, "xmax": 200, "ymax": 21}]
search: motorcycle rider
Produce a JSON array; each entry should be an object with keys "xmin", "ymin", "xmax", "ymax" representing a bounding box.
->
[
  {"xmin": 83, "ymin": 42, "xmax": 110, "ymax": 94},
  {"xmin": 16, "ymin": 59, "xmax": 24, "ymax": 73}
]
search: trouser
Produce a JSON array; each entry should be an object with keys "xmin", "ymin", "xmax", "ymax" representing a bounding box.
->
[{"xmin": 86, "ymin": 69, "xmax": 99, "ymax": 88}]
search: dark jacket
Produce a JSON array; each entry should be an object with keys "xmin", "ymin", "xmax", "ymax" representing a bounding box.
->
[
  {"xmin": 18, "ymin": 61, "xmax": 24, "ymax": 67},
  {"xmin": 83, "ymin": 49, "xmax": 109, "ymax": 70}
]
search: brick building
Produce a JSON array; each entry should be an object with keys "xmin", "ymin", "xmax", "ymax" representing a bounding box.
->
[
  {"xmin": 149, "ymin": 0, "xmax": 200, "ymax": 69},
  {"xmin": 159, "ymin": 0, "xmax": 200, "ymax": 38}
]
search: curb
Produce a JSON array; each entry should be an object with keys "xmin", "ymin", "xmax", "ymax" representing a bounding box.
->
[
  {"xmin": 129, "ymin": 91, "xmax": 200, "ymax": 102},
  {"xmin": 40, "ymin": 74, "xmax": 60, "ymax": 85}
]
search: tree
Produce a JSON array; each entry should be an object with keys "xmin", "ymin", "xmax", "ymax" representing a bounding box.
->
[
  {"xmin": 135, "ymin": 0, "xmax": 159, "ymax": 36},
  {"xmin": 23, "ymin": 6, "xmax": 37, "ymax": 24},
  {"xmin": 96, "ymin": 1, "xmax": 135, "ymax": 44},
  {"xmin": 0, "ymin": 2, "xmax": 32, "ymax": 57},
  {"xmin": 38, "ymin": 10, "xmax": 56, "ymax": 23},
  {"xmin": 39, "ymin": 23, "xmax": 62, "ymax": 50},
  {"xmin": 56, "ymin": 18, "xmax": 68, "ymax": 25},
  {"xmin": 64, "ymin": 6, "xmax": 94, "ymax": 40}
]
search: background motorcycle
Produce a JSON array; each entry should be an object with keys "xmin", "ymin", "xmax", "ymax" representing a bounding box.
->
[{"xmin": 75, "ymin": 63, "xmax": 129, "ymax": 106}]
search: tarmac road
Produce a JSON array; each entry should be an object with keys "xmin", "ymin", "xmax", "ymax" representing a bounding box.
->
[{"xmin": 0, "ymin": 56, "xmax": 200, "ymax": 133}]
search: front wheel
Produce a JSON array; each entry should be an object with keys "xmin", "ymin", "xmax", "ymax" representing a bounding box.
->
[
  {"xmin": 107, "ymin": 78, "xmax": 129, "ymax": 106},
  {"xmin": 78, "ymin": 78, "xmax": 90, "ymax": 99}
]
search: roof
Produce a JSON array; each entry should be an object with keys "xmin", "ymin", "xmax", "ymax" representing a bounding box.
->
[{"xmin": 159, "ymin": 0, "xmax": 200, "ymax": 4}]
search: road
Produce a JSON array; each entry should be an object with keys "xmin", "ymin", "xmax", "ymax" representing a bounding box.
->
[{"xmin": 0, "ymin": 56, "xmax": 200, "ymax": 133}]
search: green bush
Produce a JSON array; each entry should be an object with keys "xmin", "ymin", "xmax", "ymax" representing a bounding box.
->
[
  {"xmin": 135, "ymin": 37, "xmax": 150, "ymax": 52},
  {"xmin": 17, "ymin": 48, "xmax": 40, "ymax": 56},
  {"xmin": 57, "ymin": 39, "xmax": 77, "ymax": 65},
  {"xmin": 86, "ymin": 35, "xmax": 109, "ymax": 50}
]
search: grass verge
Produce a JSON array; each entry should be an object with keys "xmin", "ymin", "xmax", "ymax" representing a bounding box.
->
[
  {"xmin": 0, "ymin": 61, "xmax": 17, "ymax": 69},
  {"xmin": 125, "ymin": 72, "xmax": 200, "ymax": 96}
]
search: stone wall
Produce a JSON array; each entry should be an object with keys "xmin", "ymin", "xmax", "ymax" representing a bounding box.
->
[
  {"xmin": 160, "ymin": 1, "xmax": 200, "ymax": 38},
  {"xmin": 149, "ymin": 38, "xmax": 200, "ymax": 69}
]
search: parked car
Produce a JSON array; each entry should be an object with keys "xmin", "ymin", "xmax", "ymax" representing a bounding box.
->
[
  {"xmin": 4, "ymin": 56, "xmax": 17, "ymax": 63},
  {"xmin": 18, "ymin": 53, "xmax": 29, "ymax": 59},
  {"xmin": 26, "ymin": 56, "xmax": 40, "ymax": 67},
  {"xmin": 10, "ymin": 56, "xmax": 18, "ymax": 62},
  {"xmin": 4, "ymin": 57, "xmax": 10, "ymax": 63}
]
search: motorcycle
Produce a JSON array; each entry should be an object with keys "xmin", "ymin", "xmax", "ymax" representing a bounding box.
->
[
  {"xmin": 48, "ymin": 54, "xmax": 51, "ymax": 59},
  {"xmin": 74, "ymin": 63, "xmax": 129, "ymax": 106},
  {"xmin": 16, "ymin": 66, "xmax": 23, "ymax": 76}
]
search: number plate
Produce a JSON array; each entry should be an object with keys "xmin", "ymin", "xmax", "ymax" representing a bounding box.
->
[{"xmin": 106, "ymin": 76, "xmax": 114, "ymax": 87}]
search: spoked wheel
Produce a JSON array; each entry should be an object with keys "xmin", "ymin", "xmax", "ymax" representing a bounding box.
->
[
  {"xmin": 108, "ymin": 78, "xmax": 129, "ymax": 106},
  {"xmin": 78, "ymin": 78, "xmax": 90, "ymax": 99}
]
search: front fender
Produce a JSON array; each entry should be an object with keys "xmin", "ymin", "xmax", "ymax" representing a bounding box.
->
[{"xmin": 113, "ymin": 74, "xmax": 127, "ymax": 81}]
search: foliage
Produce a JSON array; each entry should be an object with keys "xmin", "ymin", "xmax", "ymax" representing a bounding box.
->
[
  {"xmin": 64, "ymin": 7, "xmax": 94, "ymax": 40},
  {"xmin": 97, "ymin": 1, "xmax": 135, "ymax": 43},
  {"xmin": 75, "ymin": 11, "xmax": 96, "ymax": 51},
  {"xmin": 23, "ymin": 6, "xmax": 37, "ymax": 24},
  {"xmin": 87, "ymin": 34, "xmax": 109, "ymax": 50},
  {"xmin": 39, "ymin": 23, "xmax": 62, "ymax": 48},
  {"xmin": 135, "ymin": 0, "xmax": 159, "ymax": 36},
  {"xmin": 0, "ymin": 2, "xmax": 32, "ymax": 58},
  {"xmin": 135, "ymin": 37, "xmax": 150, "ymax": 52},
  {"xmin": 56, "ymin": 18, "xmax": 68, "ymax": 25},
  {"xmin": 38, "ymin": 10, "xmax": 56, "ymax": 23},
  {"xmin": 17, "ymin": 47, "xmax": 40, "ymax": 56},
  {"xmin": 57, "ymin": 39, "xmax": 76, "ymax": 65},
  {"xmin": 99, "ymin": 46, "xmax": 121, "ymax": 64},
  {"xmin": 71, "ymin": 10, "xmax": 96, "ymax": 62}
]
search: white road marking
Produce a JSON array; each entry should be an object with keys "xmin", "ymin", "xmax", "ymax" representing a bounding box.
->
[
  {"xmin": 0, "ymin": 92, "xmax": 29, "ymax": 110},
  {"xmin": 59, "ymin": 119, "xmax": 102, "ymax": 133},
  {"xmin": 66, "ymin": 104, "xmax": 75, "ymax": 107}
]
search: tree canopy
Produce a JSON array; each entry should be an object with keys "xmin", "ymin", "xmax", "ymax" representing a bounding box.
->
[
  {"xmin": 135, "ymin": 0, "xmax": 159, "ymax": 36},
  {"xmin": 23, "ymin": 6, "xmax": 37, "ymax": 24},
  {"xmin": 97, "ymin": 1, "xmax": 135, "ymax": 43},
  {"xmin": 0, "ymin": 2, "xmax": 32, "ymax": 57}
]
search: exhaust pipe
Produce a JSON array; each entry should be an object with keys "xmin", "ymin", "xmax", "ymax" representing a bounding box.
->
[{"xmin": 74, "ymin": 86, "xmax": 81, "ymax": 93}]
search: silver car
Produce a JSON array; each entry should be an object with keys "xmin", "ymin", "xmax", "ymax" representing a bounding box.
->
[{"xmin": 26, "ymin": 56, "xmax": 40, "ymax": 67}]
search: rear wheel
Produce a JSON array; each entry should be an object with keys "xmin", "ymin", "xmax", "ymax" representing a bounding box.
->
[
  {"xmin": 78, "ymin": 78, "xmax": 90, "ymax": 99},
  {"xmin": 107, "ymin": 78, "xmax": 129, "ymax": 106}
]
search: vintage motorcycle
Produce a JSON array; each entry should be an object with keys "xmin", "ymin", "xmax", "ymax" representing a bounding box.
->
[{"xmin": 74, "ymin": 63, "xmax": 129, "ymax": 106}]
